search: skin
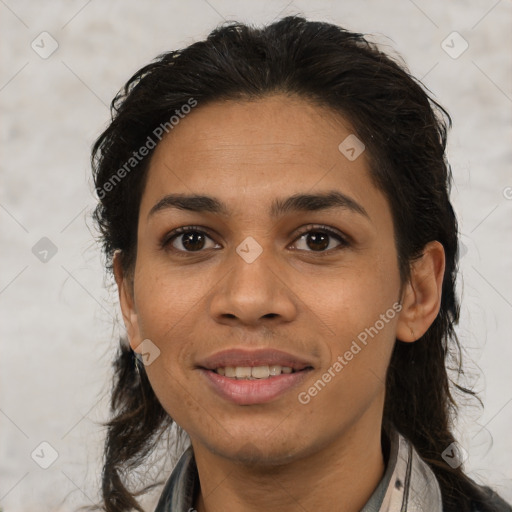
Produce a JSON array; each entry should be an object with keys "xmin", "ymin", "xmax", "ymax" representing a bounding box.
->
[{"xmin": 114, "ymin": 95, "xmax": 445, "ymax": 512}]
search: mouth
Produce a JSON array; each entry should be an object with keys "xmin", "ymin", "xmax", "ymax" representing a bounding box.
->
[
  {"xmin": 213, "ymin": 364, "xmax": 300, "ymax": 379},
  {"xmin": 197, "ymin": 348, "xmax": 314, "ymax": 405}
]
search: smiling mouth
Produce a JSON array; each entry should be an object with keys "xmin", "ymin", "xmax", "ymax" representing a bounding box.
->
[
  {"xmin": 200, "ymin": 364, "xmax": 314, "ymax": 405},
  {"xmin": 213, "ymin": 365, "xmax": 309, "ymax": 379},
  {"xmin": 197, "ymin": 348, "xmax": 315, "ymax": 404}
]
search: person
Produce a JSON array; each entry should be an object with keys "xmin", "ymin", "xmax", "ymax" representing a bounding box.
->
[{"xmin": 90, "ymin": 15, "xmax": 512, "ymax": 512}]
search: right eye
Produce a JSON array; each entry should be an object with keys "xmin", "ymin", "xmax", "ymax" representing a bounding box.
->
[{"xmin": 160, "ymin": 226, "xmax": 221, "ymax": 254}]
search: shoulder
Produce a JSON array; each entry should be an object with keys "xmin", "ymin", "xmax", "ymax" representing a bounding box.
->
[
  {"xmin": 446, "ymin": 484, "xmax": 512, "ymax": 512},
  {"xmin": 470, "ymin": 486, "xmax": 512, "ymax": 512}
]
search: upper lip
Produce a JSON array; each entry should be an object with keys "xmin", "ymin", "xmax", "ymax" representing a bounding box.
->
[{"xmin": 197, "ymin": 348, "xmax": 314, "ymax": 371}]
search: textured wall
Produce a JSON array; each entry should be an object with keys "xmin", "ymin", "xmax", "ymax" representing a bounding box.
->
[{"xmin": 1, "ymin": 1, "xmax": 511, "ymax": 510}]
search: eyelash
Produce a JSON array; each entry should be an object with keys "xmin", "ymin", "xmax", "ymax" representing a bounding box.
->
[{"xmin": 160, "ymin": 224, "xmax": 350, "ymax": 256}]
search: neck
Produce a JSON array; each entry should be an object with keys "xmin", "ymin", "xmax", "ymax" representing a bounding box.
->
[{"xmin": 192, "ymin": 416, "xmax": 386, "ymax": 512}]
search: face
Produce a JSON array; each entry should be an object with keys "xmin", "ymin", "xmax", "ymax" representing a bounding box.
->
[{"xmin": 119, "ymin": 95, "xmax": 405, "ymax": 465}]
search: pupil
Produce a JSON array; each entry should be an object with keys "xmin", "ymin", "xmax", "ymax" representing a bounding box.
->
[
  {"xmin": 183, "ymin": 232, "xmax": 205, "ymax": 251},
  {"xmin": 307, "ymin": 232, "xmax": 328, "ymax": 251}
]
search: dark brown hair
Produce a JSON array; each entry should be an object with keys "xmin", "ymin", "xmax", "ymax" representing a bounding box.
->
[{"xmin": 90, "ymin": 15, "xmax": 493, "ymax": 511}]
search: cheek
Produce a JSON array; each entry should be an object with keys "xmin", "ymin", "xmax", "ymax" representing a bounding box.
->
[
  {"xmin": 307, "ymin": 255, "xmax": 400, "ymax": 344},
  {"xmin": 299, "ymin": 315, "xmax": 397, "ymax": 433},
  {"xmin": 133, "ymin": 258, "xmax": 210, "ymax": 341},
  {"xmin": 132, "ymin": 264, "xmax": 204, "ymax": 427},
  {"xmin": 131, "ymin": 263, "xmax": 211, "ymax": 412},
  {"xmin": 298, "ymin": 248, "xmax": 400, "ymax": 399}
]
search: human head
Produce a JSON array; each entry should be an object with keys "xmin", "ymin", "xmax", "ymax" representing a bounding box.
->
[{"xmin": 91, "ymin": 16, "xmax": 479, "ymax": 512}]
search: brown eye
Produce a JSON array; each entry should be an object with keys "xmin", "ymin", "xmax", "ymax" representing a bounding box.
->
[
  {"xmin": 304, "ymin": 232, "xmax": 330, "ymax": 251},
  {"xmin": 292, "ymin": 226, "xmax": 349, "ymax": 253},
  {"xmin": 178, "ymin": 231, "xmax": 207, "ymax": 251},
  {"xmin": 162, "ymin": 227, "xmax": 219, "ymax": 253}
]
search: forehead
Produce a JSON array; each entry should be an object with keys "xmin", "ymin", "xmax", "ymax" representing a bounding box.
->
[
  {"xmin": 151, "ymin": 95, "xmax": 352, "ymax": 167},
  {"xmin": 140, "ymin": 95, "xmax": 387, "ymax": 222}
]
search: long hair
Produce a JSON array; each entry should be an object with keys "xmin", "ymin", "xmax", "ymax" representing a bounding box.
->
[{"xmin": 91, "ymin": 15, "xmax": 491, "ymax": 511}]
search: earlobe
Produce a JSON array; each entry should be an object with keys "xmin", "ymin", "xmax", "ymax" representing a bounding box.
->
[
  {"xmin": 396, "ymin": 241, "xmax": 445, "ymax": 343},
  {"xmin": 113, "ymin": 250, "xmax": 142, "ymax": 352}
]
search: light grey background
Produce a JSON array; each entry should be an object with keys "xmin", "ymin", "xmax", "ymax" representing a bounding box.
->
[{"xmin": 1, "ymin": 1, "xmax": 511, "ymax": 510}]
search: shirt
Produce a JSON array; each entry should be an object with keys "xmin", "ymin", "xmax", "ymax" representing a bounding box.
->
[{"xmin": 153, "ymin": 428, "xmax": 510, "ymax": 511}]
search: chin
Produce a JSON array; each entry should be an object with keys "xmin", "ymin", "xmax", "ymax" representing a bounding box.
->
[{"xmin": 199, "ymin": 427, "xmax": 310, "ymax": 467}]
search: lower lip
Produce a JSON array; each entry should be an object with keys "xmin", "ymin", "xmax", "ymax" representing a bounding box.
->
[{"xmin": 200, "ymin": 369, "xmax": 311, "ymax": 405}]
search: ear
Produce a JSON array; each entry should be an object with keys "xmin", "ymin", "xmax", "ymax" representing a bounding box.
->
[
  {"xmin": 113, "ymin": 250, "xmax": 143, "ymax": 353},
  {"xmin": 396, "ymin": 241, "xmax": 445, "ymax": 342}
]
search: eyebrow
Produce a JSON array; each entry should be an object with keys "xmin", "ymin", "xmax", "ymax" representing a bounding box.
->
[{"xmin": 148, "ymin": 190, "xmax": 370, "ymax": 220}]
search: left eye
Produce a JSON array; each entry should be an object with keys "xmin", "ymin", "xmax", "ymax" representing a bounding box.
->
[{"xmin": 291, "ymin": 228, "xmax": 348, "ymax": 252}]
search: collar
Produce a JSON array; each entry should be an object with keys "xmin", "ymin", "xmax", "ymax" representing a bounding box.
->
[{"xmin": 153, "ymin": 428, "xmax": 443, "ymax": 512}]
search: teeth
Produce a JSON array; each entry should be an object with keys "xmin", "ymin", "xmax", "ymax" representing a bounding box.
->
[
  {"xmin": 269, "ymin": 365, "xmax": 281, "ymax": 376},
  {"xmin": 215, "ymin": 365, "xmax": 295, "ymax": 379},
  {"xmin": 251, "ymin": 366, "xmax": 270, "ymax": 379},
  {"xmin": 235, "ymin": 366, "xmax": 252, "ymax": 379},
  {"xmin": 225, "ymin": 367, "xmax": 236, "ymax": 378}
]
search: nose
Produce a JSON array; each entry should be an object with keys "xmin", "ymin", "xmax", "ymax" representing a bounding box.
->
[{"xmin": 208, "ymin": 242, "xmax": 298, "ymax": 328}]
